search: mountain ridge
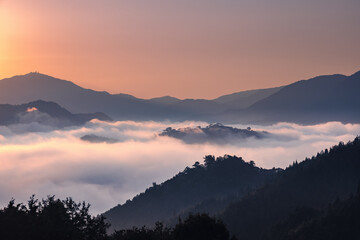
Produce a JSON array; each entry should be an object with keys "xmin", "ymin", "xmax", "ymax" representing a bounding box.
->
[
  {"xmin": 103, "ymin": 137, "xmax": 360, "ymax": 239},
  {"xmin": 1, "ymin": 70, "xmax": 359, "ymax": 124},
  {"xmin": 104, "ymin": 155, "xmax": 279, "ymax": 231},
  {"xmin": 0, "ymin": 99, "xmax": 111, "ymax": 128}
]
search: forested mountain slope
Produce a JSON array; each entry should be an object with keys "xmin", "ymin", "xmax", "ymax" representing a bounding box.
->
[
  {"xmin": 104, "ymin": 155, "xmax": 279, "ymax": 231},
  {"xmin": 221, "ymin": 137, "xmax": 360, "ymax": 239},
  {"xmin": 265, "ymin": 189, "xmax": 360, "ymax": 240}
]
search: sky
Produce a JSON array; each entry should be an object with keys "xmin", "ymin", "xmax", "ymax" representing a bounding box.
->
[
  {"xmin": 0, "ymin": 0, "xmax": 360, "ymax": 98},
  {"xmin": 0, "ymin": 119, "xmax": 358, "ymax": 214}
]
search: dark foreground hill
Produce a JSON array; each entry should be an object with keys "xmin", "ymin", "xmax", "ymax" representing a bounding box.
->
[
  {"xmin": 221, "ymin": 137, "xmax": 360, "ymax": 239},
  {"xmin": 0, "ymin": 100, "xmax": 111, "ymax": 128},
  {"xmin": 1, "ymin": 139, "xmax": 359, "ymax": 239},
  {"xmin": 104, "ymin": 137, "xmax": 360, "ymax": 239},
  {"xmin": 104, "ymin": 155, "xmax": 279, "ymax": 231},
  {"xmin": 265, "ymin": 190, "xmax": 360, "ymax": 240}
]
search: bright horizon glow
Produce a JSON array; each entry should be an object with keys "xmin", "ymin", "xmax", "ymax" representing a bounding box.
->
[{"xmin": 1, "ymin": 0, "xmax": 360, "ymax": 99}]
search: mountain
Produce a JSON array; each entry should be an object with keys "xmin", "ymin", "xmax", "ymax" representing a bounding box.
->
[
  {"xmin": 241, "ymin": 71, "xmax": 360, "ymax": 124},
  {"xmin": 249, "ymin": 74, "xmax": 347, "ymax": 111},
  {"xmin": 212, "ymin": 86, "xmax": 283, "ymax": 109},
  {"xmin": 0, "ymin": 70, "xmax": 359, "ymax": 124},
  {"xmin": 104, "ymin": 155, "xmax": 279, "ymax": 231},
  {"xmin": 221, "ymin": 137, "xmax": 360, "ymax": 239},
  {"xmin": 266, "ymin": 191, "xmax": 360, "ymax": 240},
  {"xmin": 0, "ymin": 72, "xmax": 176, "ymax": 120},
  {"xmin": 0, "ymin": 100, "xmax": 111, "ymax": 128},
  {"xmin": 0, "ymin": 72, "xmax": 228, "ymax": 121},
  {"xmin": 149, "ymin": 96, "xmax": 180, "ymax": 105},
  {"xmin": 213, "ymin": 71, "xmax": 360, "ymax": 124},
  {"xmin": 104, "ymin": 137, "xmax": 360, "ymax": 238},
  {"xmin": 169, "ymin": 99, "xmax": 227, "ymax": 118}
]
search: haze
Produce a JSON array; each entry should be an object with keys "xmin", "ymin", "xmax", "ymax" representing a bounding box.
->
[
  {"xmin": 0, "ymin": 120, "xmax": 358, "ymax": 213},
  {"xmin": 1, "ymin": 0, "xmax": 359, "ymax": 98}
]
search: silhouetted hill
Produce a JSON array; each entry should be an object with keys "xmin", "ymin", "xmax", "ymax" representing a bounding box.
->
[
  {"xmin": 0, "ymin": 72, "xmax": 227, "ymax": 121},
  {"xmin": 242, "ymin": 72, "xmax": 360, "ymax": 124},
  {"xmin": 0, "ymin": 72, "xmax": 225, "ymax": 121},
  {"xmin": 169, "ymin": 99, "xmax": 226, "ymax": 116},
  {"xmin": 1, "ymin": 70, "xmax": 359, "ymax": 124},
  {"xmin": 213, "ymin": 87, "xmax": 283, "ymax": 109},
  {"xmin": 104, "ymin": 155, "xmax": 279, "ymax": 231},
  {"xmin": 221, "ymin": 137, "xmax": 360, "ymax": 239},
  {"xmin": 249, "ymin": 74, "xmax": 345, "ymax": 110},
  {"xmin": 0, "ymin": 72, "xmax": 177, "ymax": 120},
  {"xmin": 104, "ymin": 137, "xmax": 360, "ymax": 238},
  {"xmin": 265, "ymin": 190, "xmax": 360, "ymax": 240},
  {"xmin": 0, "ymin": 100, "xmax": 111, "ymax": 128},
  {"xmin": 149, "ymin": 96, "xmax": 180, "ymax": 105},
  {"xmin": 159, "ymin": 123, "xmax": 268, "ymax": 144}
]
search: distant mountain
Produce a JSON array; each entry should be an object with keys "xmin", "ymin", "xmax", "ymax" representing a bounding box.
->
[
  {"xmin": 169, "ymin": 99, "xmax": 227, "ymax": 118},
  {"xmin": 159, "ymin": 123, "xmax": 268, "ymax": 144},
  {"xmin": 0, "ymin": 72, "xmax": 228, "ymax": 121},
  {"xmin": 0, "ymin": 70, "xmax": 359, "ymax": 124},
  {"xmin": 242, "ymin": 71, "xmax": 360, "ymax": 124},
  {"xmin": 0, "ymin": 72, "xmax": 176, "ymax": 120},
  {"xmin": 213, "ymin": 71, "xmax": 360, "ymax": 124},
  {"xmin": 104, "ymin": 155, "xmax": 279, "ymax": 231},
  {"xmin": 0, "ymin": 100, "xmax": 111, "ymax": 128},
  {"xmin": 212, "ymin": 86, "xmax": 283, "ymax": 109},
  {"xmin": 249, "ymin": 74, "xmax": 347, "ymax": 111},
  {"xmin": 149, "ymin": 96, "xmax": 180, "ymax": 105}
]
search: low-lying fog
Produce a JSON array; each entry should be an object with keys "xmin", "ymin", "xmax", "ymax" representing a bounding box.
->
[{"xmin": 0, "ymin": 120, "xmax": 358, "ymax": 214}]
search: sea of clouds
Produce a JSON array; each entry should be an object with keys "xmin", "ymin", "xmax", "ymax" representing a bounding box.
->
[{"xmin": 0, "ymin": 120, "xmax": 359, "ymax": 214}]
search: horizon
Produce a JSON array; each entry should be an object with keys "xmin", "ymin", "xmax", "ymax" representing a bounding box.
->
[
  {"xmin": 1, "ymin": 1, "xmax": 360, "ymax": 238},
  {"xmin": 1, "ymin": 0, "xmax": 360, "ymax": 99},
  {"xmin": 0, "ymin": 69, "xmax": 359, "ymax": 100}
]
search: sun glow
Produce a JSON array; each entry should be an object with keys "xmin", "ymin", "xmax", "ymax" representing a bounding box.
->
[
  {"xmin": 0, "ymin": 7, "xmax": 11, "ymax": 57},
  {"xmin": 0, "ymin": 1, "xmax": 359, "ymax": 98},
  {"xmin": 0, "ymin": 2, "xmax": 41, "ymax": 78},
  {"xmin": 0, "ymin": 4, "xmax": 18, "ymax": 77}
]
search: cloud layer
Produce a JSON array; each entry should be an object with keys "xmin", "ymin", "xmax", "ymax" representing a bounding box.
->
[{"xmin": 0, "ymin": 120, "xmax": 359, "ymax": 214}]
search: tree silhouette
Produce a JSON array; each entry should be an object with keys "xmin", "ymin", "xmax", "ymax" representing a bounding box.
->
[
  {"xmin": 173, "ymin": 213, "xmax": 230, "ymax": 240},
  {"xmin": 204, "ymin": 155, "xmax": 216, "ymax": 167},
  {"xmin": 0, "ymin": 196, "xmax": 109, "ymax": 240},
  {"xmin": 109, "ymin": 213, "xmax": 234, "ymax": 240}
]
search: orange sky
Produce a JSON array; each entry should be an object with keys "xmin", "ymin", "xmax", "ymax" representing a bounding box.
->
[{"xmin": 0, "ymin": 0, "xmax": 359, "ymax": 99}]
